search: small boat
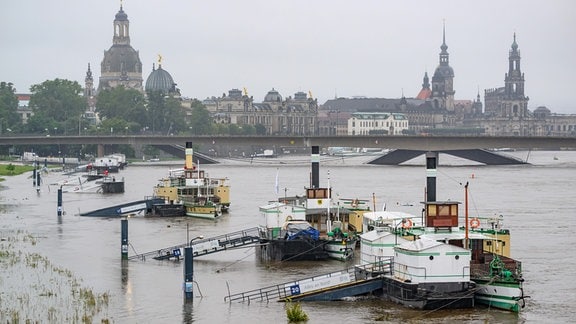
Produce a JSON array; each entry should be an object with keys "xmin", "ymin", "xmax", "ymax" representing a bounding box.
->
[
  {"xmin": 150, "ymin": 142, "xmax": 228, "ymax": 219},
  {"xmin": 466, "ymin": 215, "xmax": 526, "ymax": 312},
  {"xmin": 182, "ymin": 195, "xmax": 222, "ymax": 219},
  {"xmin": 259, "ymin": 146, "xmax": 357, "ymax": 262},
  {"xmin": 91, "ymin": 153, "xmax": 126, "ymax": 173},
  {"xmin": 60, "ymin": 176, "xmax": 124, "ymax": 194},
  {"xmin": 258, "ymin": 213, "xmax": 330, "ymax": 261},
  {"xmin": 357, "ymin": 153, "xmax": 526, "ymax": 311}
]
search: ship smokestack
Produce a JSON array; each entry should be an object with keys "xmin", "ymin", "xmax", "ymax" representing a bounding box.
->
[
  {"xmin": 426, "ymin": 151, "xmax": 437, "ymax": 202},
  {"xmin": 185, "ymin": 142, "xmax": 194, "ymax": 169},
  {"xmin": 311, "ymin": 146, "xmax": 320, "ymax": 188}
]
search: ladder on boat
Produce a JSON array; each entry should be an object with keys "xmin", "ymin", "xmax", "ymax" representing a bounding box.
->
[
  {"xmin": 128, "ymin": 227, "xmax": 261, "ymax": 261},
  {"xmin": 224, "ymin": 259, "xmax": 392, "ymax": 303}
]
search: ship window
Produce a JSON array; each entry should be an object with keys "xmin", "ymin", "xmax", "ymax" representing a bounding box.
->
[
  {"xmin": 429, "ymin": 256, "xmax": 434, "ymax": 261},
  {"xmin": 455, "ymin": 255, "xmax": 459, "ymax": 260}
]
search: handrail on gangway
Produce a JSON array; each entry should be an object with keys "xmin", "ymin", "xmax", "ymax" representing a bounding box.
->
[
  {"xmin": 224, "ymin": 258, "xmax": 393, "ymax": 303},
  {"xmin": 128, "ymin": 227, "xmax": 262, "ymax": 261}
]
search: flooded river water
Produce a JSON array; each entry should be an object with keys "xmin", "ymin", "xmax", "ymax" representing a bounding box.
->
[{"xmin": 1, "ymin": 150, "xmax": 575, "ymax": 323}]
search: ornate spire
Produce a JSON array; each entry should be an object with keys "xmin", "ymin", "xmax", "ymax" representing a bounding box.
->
[
  {"xmin": 422, "ymin": 71, "xmax": 430, "ymax": 89},
  {"xmin": 440, "ymin": 20, "xmax": 448, "ymax": 52},
  {"xmin": 85, "ymin": 63, "xmax": 93, "ymax": 81},
  {"xmin": 511, "ymin": 32, "xmax": 518, "ymax": 51}
]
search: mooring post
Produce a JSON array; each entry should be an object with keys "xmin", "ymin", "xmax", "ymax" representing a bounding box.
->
[
  {"xmin": 183, "ymin": 246, "xmax": 193, "ymax": 301},
  {"xmin": 32, "ymin": 167, "xmax": 37, "ymax": 187},
  {"xmin": 36, "ymin": 171, "xmax": 41, "ymax": 192},
  {"xmin": 121, "ymin": 217, "xmax": 128, "ymax": 260},
  {"xmin": 57, "ymin": 186, "xmax": 63, "ymax": 216}
]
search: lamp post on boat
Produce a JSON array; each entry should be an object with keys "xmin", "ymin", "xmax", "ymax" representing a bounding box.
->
[{"xmin": 184, "ymin": 233, "xmax": 204, "ymax": 301}]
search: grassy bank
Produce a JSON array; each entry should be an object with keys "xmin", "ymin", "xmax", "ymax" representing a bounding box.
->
[{"xmin": 0, "ymin": 163, "xmax": 34, "ymax": 176}]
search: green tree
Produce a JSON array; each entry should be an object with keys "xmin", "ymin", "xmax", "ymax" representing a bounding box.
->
[
  {"xmin": 255, "ymin": 124, "xmax": 267, "ymax": 135},
  {"xmin": 188, "ymin": 100, "xmax": 213, "ymax": 135},
  {"xmin": 240, "ymin": 124, "xmax": 256, "ymax": 135},
  {"xmin": 147, "ymin": 91, "xmax": 187, "ymax": 135},
  {"xmin": 96, "ymin": 86, "xmax": 147, "ymax": 128},
  {"xmin": 27, "ymin": 79, "xmax": 85, "ymax": 134},
  {"xmin": 212, "ymin": 123, "xmax": 229, "ymax": 135},
  {"xmin": 0, "ymin": 81, "xmax": 23, "ymax": 134}
]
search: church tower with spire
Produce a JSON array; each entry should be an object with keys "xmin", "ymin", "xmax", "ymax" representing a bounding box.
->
[
  {"xmin": 98, "ymin": 3, "xmax": 143, "ymax": 92},
  {"xmin": 484, "ymin": 33, "xmax": 529, "ymax": 119},
  {"xmin": 84, "ymin": 63, "xmax": 96, "ymax": 112},
  {"xmin": 503, "ymin": 33, "xmax": 528, "ymax": 118},
  {"xmin": 430, "ymin": 23, "xmax": 455, "ymax": 111}
]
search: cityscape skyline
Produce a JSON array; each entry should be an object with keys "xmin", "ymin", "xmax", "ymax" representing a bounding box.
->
[{"xmin": 1, "ymin": 0, "xmax": 575, "ymax": 113}]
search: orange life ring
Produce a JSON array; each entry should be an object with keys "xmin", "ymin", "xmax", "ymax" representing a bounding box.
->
[
  {"xmin": 402, "ymin": 219, "xmax": 413, "ymax": 229},
  {"xmin": 470, "ymin": 218, "xmax": 480, "ymax": 229}
]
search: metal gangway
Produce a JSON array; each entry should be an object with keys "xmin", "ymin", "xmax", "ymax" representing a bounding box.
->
[
  {"xmin": 224, "ymin": 259, "xmax": 393, "ymax": 303},
  {"xmin": 128, "ymin": 227, "xmax": 261, "ymax": 261}
]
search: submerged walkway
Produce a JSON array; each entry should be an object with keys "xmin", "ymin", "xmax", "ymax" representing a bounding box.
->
[
  {"xmin": 128, "ymin": 227, "xmax": 261, "ymax": 261},
  {"xmin": 225, "ymin": 260, "xmax": 391, "ymax": 303}
]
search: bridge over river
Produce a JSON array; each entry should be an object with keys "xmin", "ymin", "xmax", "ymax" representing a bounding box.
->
[{"xmin": 1, "ymin": 135, "xmax": 574, "ymax": 165}]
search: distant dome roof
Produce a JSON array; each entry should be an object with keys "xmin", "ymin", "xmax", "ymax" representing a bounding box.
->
[
  {"xmin": 145, "ymin": 64, "xmax": 176, "ymax": 93},
  {"xmin": 264, "ymin": 88, "xmax": 282, "ymax": 102},
  {"xmin": 433, "ymin": 64, "xmax": 454, "ymax": 78},
  {"xmin": 101, "ymin": 45, "xmax": 142, "ymax": 73}
]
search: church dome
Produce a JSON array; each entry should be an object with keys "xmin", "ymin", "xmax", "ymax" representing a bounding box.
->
[
  {"xmin": 102, "ymin": 44, "xmax": 142, "ymax": 73},
  {"xmin": 115, "ymin": 7, "xmax": 128, "ymax": 21},
  {"xmin": 145, "ymin": 64, "xmax": 177, "ymax": 94},
  {"xmin": 433, "ymin": 64, "xmax": 454, "ymax": 78},
  {"xmin": 264, "ymin": 88, "xmax": 282, "ymax": 102}
]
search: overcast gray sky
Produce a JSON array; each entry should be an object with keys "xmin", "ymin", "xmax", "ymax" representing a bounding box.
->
[{"xmin": 1, "ymin": 0, "xmax": 575, "ymax": 113}]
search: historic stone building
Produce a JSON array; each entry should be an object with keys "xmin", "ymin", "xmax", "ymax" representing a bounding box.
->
[
  {"xmin": 203, "ymin": 88, "xmax": 318, "ymax": 135},
  {"xmin": 98, "ymin": 5, "xmax": 143, "ymax": 92},
  {"xmin": 474, "ymin": 34, "xmax": 541, "ymax": 136},
  {"xmin": 347, "ymin": 112, "xmax": 409, "ymax": 135}
]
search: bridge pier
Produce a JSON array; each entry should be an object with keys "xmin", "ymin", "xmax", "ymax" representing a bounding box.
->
[{"xmin": 97, "ymin": 144, "xmax": 105, "ymax": 157}]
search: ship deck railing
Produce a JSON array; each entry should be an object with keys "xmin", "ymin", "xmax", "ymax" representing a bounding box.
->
[{"xmin": 224, "ymin": 258, "xmax": 393, "ymax": 303}]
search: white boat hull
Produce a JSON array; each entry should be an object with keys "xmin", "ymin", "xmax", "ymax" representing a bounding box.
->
[
  {"xmin": 324, "ymin": 240, "xmax": 355, "ymax": 261},
  {"xmin": 474, "ymin": 280, "xmax": 525, "ymax": 312}
]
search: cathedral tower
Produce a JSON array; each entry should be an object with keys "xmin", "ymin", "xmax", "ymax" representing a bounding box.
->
[
  {"xmin": 430, "ymin": 23, "xmax": 455, "ymax": 111},
  {"xmin": 484, "ymin": 33, "xmax": 529, "ymax": 118},
  {"xmin": 98, "ymin": 4, "xmax": 143, "ymax": 92},
  {"xmin": 503, "ymin": 33, "xmax": 529, "ymax": 118}
]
